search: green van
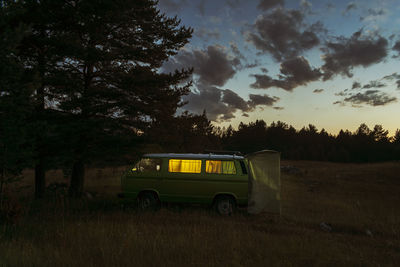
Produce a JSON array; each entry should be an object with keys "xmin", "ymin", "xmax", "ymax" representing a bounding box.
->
[{"xmin": 120, "ymin": 151, "xmax": 281, "ymax": 215}]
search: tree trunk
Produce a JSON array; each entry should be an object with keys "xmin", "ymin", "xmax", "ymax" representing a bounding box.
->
[
  {"xmin": 69, "ymin": 159, "xmax": 85, "ymax": 197},
  {"xmin": 34, "ymin": 159, "xmax": 45, "ymax": 198},
  {"xmin": 68, "ymin": 63, "xmax": 91, "ymax": 198},
  {"xmin": 0, "ymin": 167, "xmax": 5, "ymax": 208},
  {"xmin": 34, "ymin": 50, "xmax": 46, "ymax": 199}
]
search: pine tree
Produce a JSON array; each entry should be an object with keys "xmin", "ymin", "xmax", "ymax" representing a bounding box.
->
[
  {"xmin": 45, "ymin": 0, "xmax": 193, "ymax": 196},
  {"xmin": 12, "ymin": 0, "xmax": 69, "ymax": 198},
  {"xmin": 0, "ymin": 1, "xmax": 34, "ymax": 200},
  {"xmin": 394, "ymin": 129, "xmax": 400, "ymax": 144}
]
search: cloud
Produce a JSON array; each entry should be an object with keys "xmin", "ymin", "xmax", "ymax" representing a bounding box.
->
[
  {"xmin": 366, "ymin": 8, "xmax": 385, "ymax": 16},
  {"xmin": 230, "ymin": 42, "xmax": 245, "ymax": 60},
  {"xmin": 191, "ymin": 46, "xmax": 240, "ymax": 86},
  {"xmin": 279, "ymin": 56, "xmax": 321, "ymax": 82},
  {"xmin": 164, "ymin": 45, "xmax": 279, "ymax": 121},
  {"xmin": 246, "ymin": 8, "xmax": 323, "ymax": 61},
  {"xmin": 313, "ymin": 89, "xmax": 324, "ymax": 93},
  {"xmin": 248, "ymin": 93, "xmax": 280, "ymax": 107},
  {"xmin": 383, "ymin": 72, "xmax": 400, "ymax": 89},
  {"xmin": 209, "ymin": 16, "xmax": 222, "ymax": 24},
  {"xmin": 349, "ymin": 78, "xmax": 387, "ymax": 90},
  {"xmin": 163, "ymin": 45, "xmax": 240, "ymax": 87},
  {"xmin": 352, "ymin": 81, "xmax": 361, "ymax": 89},
  {"xmin": 250, "ymin": 56, "xmax": 321, "ymax": 91},
  {"xmin": 342, "ymin": 2, "xmax": 357, "ymax": 15},
  {"xmin": 335, "ymin": 90, "xmax": 397, "ymax": 107},
  {"xmin": 393, "ymin": 41, "xmax": 400, "ymax": 57},
  {"xmin": 321, "ymin": 30, "xmax": 388, "ymax": 80},
  {"xmin": 300, "ymin": 0, "xmax": 314, "ymax": 15},
  {"xmin": 383, "ymin": 72, "xmax": 400, "ymax": 81},
  {"xmin": 350, "ymin": 75, "xmax": 398, "ymax": 91},
  {"xmin": 192, "ymin": 45, "xmax": 240, "ymax": 86},
  {"xmin": 334, "ymin": 81, "xmax": 397, "ymax": 107},
  {"xmin": 339, "ymin": 74, "xmax": 400, "ymax": 99},
  {"xmin": 226, "ymin": 0, "xmax": 246, "ymax": 9},
  {"xmin": 184, "ymin": 86, "xmax": 230, "ymax": 121},
  {"xmin": 158, "ymin": 0, "xmax": 187, "ymax": 13},
  {"xmin": 195, "ymin": 27, "xmax": 220, "ymax": 40},
  {"xmin": 184, "ymin": 85, "xmax": 279, "ymax": 121},
  {"xmin": 360, "ymin": 8, "xmax": 387, "ymax": 22},
  {"xmin": 257, "ymin": 0, "xmax": 284, "ymax": 11},
  {"xmin": 229, "ymin": 42, "xmax": 261, "ymax": 69},
  {"xmin": 335, "ymin": 89, "xmax": 349, "ymax": 96},
  {"xmin": 326, "ymin": 3, "xmax": 335, "ymax": 10},
  {"xmin": 244, "ymin": 61, "xmax": 261, "ymax": 69},
  {"xmin": 300, "ymin": 0, "xmax": 311, "ymax": 9},
  {"xmin": 222, "ymin": 89, "xmax": 249, "ymax": 111},
  {"xmin": 362, "ymin": 80, "xmax": 386, "ymax": 89},
  {"xmin": 231, "ymin": 43, "xmax": 269, "ymax": 71},
  {"xmin": 250, "ymin": 74, "xmax": 277, "ymax": 89}
]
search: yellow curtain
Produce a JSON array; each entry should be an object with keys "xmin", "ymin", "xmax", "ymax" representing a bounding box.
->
[
  {"xmin": 222, "ymin": 161, "xmax": 236, "ymax": 174},
  {"xmin": 169, "ymin": 159, "xmax": 201, "ymax": 173},
  {"xmin": 206, "ymin": 160, "xmax": 236, "ymax": 174},
  {"xmin": 206, "ymin": 160, "xmax": 221, "ymax": 173}
]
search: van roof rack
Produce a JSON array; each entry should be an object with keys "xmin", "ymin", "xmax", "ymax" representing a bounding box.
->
[{"xmin": 203, "ymin": 149, "xmax": 243, "ymax": 156}]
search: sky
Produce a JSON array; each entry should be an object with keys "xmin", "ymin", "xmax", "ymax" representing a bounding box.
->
[{"xmin": 158, "ymin": 0, "xmax": 400, "ymax": 136}]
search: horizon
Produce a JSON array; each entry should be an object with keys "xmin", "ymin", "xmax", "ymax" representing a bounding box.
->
[{"xmin": 209, "ymin": 118, "xmax": 399, "ymax": 138}]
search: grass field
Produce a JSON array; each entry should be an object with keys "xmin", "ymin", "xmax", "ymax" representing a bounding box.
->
[{"xmin": 0, "ymin": 161, "xmax": 399, "ymax": 266}]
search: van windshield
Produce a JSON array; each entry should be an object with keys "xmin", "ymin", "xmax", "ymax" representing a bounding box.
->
[{"xmin": 132, "ymin": 158, "xmax": 161, "ymax": 172}]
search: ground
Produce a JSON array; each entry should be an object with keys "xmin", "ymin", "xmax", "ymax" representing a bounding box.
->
[{"xmin": 0, "ymin": 161, "xmax": 399, "ymax": 266}]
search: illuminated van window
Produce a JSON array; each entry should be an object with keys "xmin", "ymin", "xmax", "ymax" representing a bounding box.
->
[
  {"xmin": 206, "ymin": 160, "xmax": 236, "ymax": 174},
  {"xmin": 206, "ymin": 160, "xmax": 221, "ymax": 174},
  {"xmin": 168, "ymin": 159, "xmax": 201, "ymax": 173}
]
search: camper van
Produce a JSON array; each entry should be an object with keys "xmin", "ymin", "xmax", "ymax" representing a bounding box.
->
[{"xmin": 120, "ymin": 150, "xmax": 281, "ymax": 215}]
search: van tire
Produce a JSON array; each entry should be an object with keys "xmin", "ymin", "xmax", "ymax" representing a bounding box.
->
[
  {"xmin": 214, "ymin": 195, "xmax": 236, "ymax": 216},
  {"xmin": 138, "ymin": 192, "xmax": 160, "ymax": 211}
]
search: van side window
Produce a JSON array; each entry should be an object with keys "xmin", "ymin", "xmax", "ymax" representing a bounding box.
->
[
  {"xmin": 133, "ymin": 158, "xmax": 161, "ymax": 172},
  {"xmin": 206, "ymin": 160, "xmax": 237, "ymax": 174},
  {"xmin": 239, "ymin": 161, "xmax": 247, "ymax": 174},
  {"xmin": 169, "ymin": 159, "xmax": 201, "ymax": 173}
]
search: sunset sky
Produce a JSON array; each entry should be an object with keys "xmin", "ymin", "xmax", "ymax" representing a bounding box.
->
[{"xmin": 158, "ymin": 0, "xmax": 400, "ymax": 136}]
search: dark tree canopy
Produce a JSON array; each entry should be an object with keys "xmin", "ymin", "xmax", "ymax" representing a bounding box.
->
[
  {"xmin": 50, "ymin": 0, "xmax": 192, "ymax": 196},
  {"xmin": 0, "ymin": 1, "xmax": 35, "ymax": 197},
  {"xmin": 2, "ymin": 0, "xmax": 193, "ymax": 197}
]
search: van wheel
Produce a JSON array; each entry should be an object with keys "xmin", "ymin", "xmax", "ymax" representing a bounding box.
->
[
  {"xmin": 138, "ymin": 192, "xmax": 160, "ymax": 211},
  {"xmin": 214, "ymin": 196, "xmax": 235, "ymax": 216}
]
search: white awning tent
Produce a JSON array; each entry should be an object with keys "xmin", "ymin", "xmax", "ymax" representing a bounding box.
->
[{"xmin": 246, "ymin": 150, "xmax": 281, "ymax": 215}]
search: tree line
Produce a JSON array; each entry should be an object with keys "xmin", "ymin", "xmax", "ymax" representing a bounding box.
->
[
  {"xmin": 217, "ymin": 120, "xmax": 400, "ymax": 162},
  {"xmin": 146, "ymin": 115, "xmax": 400, "ymax": 163}
]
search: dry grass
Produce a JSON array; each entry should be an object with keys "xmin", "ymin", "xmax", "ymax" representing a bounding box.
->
[{"xmin": 0, "ymin": 161, "xmax": 399, "ymax": 266}]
